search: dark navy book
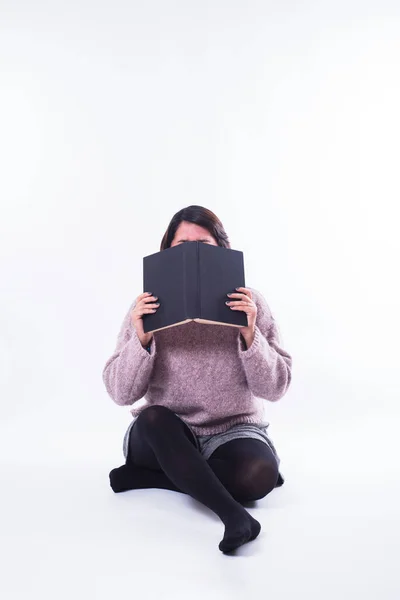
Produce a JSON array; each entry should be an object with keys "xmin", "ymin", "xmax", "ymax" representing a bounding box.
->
[{"xmin": 142, "ymin": 241, "xmax": 247, "ymax": 334}]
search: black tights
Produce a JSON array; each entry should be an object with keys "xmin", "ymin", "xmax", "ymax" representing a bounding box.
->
[{"xmin": 109, "ymin": 406, "xmax": 280, "ymax": 552}]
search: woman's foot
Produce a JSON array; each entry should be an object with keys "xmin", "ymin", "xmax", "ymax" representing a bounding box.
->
[
  {"xmin": 109, "ymin": 463, "xmax": 183, "ymax": 494},
  {"xmin": 219, "ymin": 511, "xmax": 261, "ymax": 553},
  {"xmin": 109, "ymin": 464, "xmax": 135, "ymax": 493}
]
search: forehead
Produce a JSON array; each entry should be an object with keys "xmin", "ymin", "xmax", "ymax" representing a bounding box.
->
[{"xmin": 174, "ymin": 222, "xmax": 213, "ymax": 239}]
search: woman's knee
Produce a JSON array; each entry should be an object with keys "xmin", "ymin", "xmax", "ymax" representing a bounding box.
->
[
  {"xmin": 135, "ymin": 405, "xmax": 179, "ymax": 434},
  {"xmin": 233, "ymin": 459, "xmax": 279, "ymax": 502}
]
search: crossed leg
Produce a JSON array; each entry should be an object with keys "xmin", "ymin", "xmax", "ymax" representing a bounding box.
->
[
  {"xmin": 110, "ymin": 410, "xmax": 279, "ymax": 502},
  {"xmin": 109, "ymin": 406, "xmax": 279, "ymax": 551}
]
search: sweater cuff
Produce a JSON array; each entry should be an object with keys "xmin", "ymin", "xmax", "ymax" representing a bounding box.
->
[
  {"xmin": 238, "ymin": 325, "xmax": 263, "ymax": 358},
  {"xmin": 130, "ymin": 328, "xmax": 156, "ymax": 357}
]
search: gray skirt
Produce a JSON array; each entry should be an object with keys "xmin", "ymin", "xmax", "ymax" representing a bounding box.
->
[{"xmin": 122, "ymin": 414, "xmax": 285, "ymax": 487}]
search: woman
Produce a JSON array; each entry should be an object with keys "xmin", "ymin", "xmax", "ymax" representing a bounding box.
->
[{"xmin": 103, "ymin": 205, "xmax": 292, "ymax": 553}]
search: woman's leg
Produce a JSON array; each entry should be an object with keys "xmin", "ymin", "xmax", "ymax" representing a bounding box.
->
[
  {"xmin": 109, "ymin": 405, "xmax": 261, "ymax": 553},
  {"xmin": 206, "ymin": 438, "xmax": 280, "ymax": 502},
  {"xmin": 110, "ymin": 417, "xmax": 196, "ymax": 494},
  {"xmin": 111, "ymin": 428, "xmax": 280, "ymax": 503}
]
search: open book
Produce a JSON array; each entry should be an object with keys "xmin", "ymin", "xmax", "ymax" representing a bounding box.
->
[{"xmin": 142, "ymin": 241, "xmax": 248, "ymax": 334}]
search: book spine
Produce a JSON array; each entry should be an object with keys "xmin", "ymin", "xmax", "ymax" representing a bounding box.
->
[
  {"xmin": 183, "ymin": 242, "xmax": 198, "ymax": 319},
  {"xmin": 196, "ymin": 241, "xmax": 201, "ymax": 318},
  {"xmin": 183, "ymin": 247, "xmax": 187, "ymax": 318}
]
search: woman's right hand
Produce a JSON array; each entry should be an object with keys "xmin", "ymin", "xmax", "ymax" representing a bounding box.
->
[{"xmin": 131, "ymin": 292, "xmax": 160, "ymax": 347}]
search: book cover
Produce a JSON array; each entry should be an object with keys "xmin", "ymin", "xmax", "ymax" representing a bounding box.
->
[{"xmin": 142, "ymin": 241, "xmax": 247, "ymax": 334}]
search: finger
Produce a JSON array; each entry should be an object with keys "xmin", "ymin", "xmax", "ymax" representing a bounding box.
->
[
  {"xmin": 228, "ymin": 290, "xmax": 252, "ymax": 299},
  {"xmin": 134, "ymin": 300, "xmax": 159, "ymax": 312},
  {"xmin": 142, "ymin": 295, "xmax": 158, "ymax": 303},
  {"xmin": 137, "ymin": 302, "xmax": 159, "ymax": 312},
  {"xmin": 227, "ymin": 299, "xmax": 253, "ymax": 305},
  {"xmin": 229, "ymin": 306, "xmax": 255, "ymax": 313},
  {"xmin": 136, "ymin": 293, "xmax": 153, "ymax": 306},
  {"xmin": 136, "ymin": 307, "xmax": 158, "ymax": 316},
  {"xmin": 227, "ymin": 301, "xmax": 253, "ymax": 308},
  {"xmin": 234, "ymin": 287, "xmax": 251, "ymax": 297}
]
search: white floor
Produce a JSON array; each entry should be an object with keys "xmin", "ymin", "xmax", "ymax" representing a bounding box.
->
[{"xmin": 0, "ymin": 409, "xmax": 399, "ymax": 600}]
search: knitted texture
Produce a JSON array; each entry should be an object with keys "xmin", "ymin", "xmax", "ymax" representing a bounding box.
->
[{"xmin": 102, "ymin": 287, "xmax": 292, "ymax": 435}]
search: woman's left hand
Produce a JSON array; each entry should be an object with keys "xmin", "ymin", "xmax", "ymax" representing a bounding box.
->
[{"xmin": 226, "ymin": 287, "xmax": 257, "ymax": 338}]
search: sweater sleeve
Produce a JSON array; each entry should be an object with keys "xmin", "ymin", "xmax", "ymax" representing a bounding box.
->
[
  {"xmin": 102, "ymin": 301, "xmax": 157, "ymax": 406},
  {"xmin": 237, "ymin": 288, "xmax": 292, "ymax": 402}
]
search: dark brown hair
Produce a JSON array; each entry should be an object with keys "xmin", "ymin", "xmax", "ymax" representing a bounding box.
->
[{"xmin": 160, "ymin": 205, "xmax": 231, "ymax": 251}]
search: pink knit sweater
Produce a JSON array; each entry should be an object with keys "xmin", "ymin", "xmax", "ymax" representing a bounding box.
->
[{"xmin": 102, "ymin": 287, "xmax": 292, "ymax": 435}]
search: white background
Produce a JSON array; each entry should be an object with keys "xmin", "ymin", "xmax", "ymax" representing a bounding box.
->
[{"xmin": 1, "ymin": 1, "xmax": 399, "ymax": 598}]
